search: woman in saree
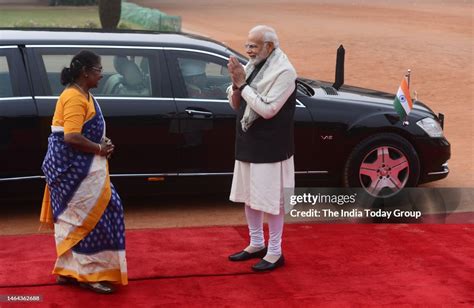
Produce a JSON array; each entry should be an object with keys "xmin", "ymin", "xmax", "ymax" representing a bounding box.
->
[{"xmin": 40, "ymin": 50, "xmax": 127, "ymax": 294}]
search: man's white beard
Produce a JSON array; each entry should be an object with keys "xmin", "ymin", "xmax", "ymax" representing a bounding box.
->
[
  {"xmin": 249, "ymin": 56, "xmax": 262, "ymax": 65},
  {"xmin": 249, "ymin": 50, "xmax": 268, "ymax": 65}
]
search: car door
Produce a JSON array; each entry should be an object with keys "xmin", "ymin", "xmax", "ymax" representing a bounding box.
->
[
  {"xmin": 0, "ymin": 46, "xmax": 39, "ymax": 183},
  {"xmin": 165, "ymin": 49, "xmax": 236, "ymax": 174},
  {"xmin": 26, "ymin": 46, "xmax": 179, "ymax": 178}
]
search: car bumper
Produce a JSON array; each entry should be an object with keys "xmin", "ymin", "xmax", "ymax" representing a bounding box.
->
[{"xmin": 417, "ymin": 137, "xmax": 451, "ymax": 184}]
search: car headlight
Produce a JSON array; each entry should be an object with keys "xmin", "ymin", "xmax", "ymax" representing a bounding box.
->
[{"xmin": 416, "ymin": 117, "xmax": 444, "ymax": 137}]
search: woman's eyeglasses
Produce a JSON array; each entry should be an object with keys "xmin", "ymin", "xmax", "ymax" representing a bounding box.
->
[{"xmin": 90, "ymin": 66, "xmax": 103, "ymax": 73}]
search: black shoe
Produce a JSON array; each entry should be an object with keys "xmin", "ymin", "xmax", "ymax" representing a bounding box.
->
[
  {"xmin": 228, "ymin": 247, "xmax": 267, "ymax": 261},
  {"xmin": 251, "ymin": 255, "xmax": 285, "ymax": 272},
  {"xmin": 79, "ymin": 282, "xmax": 116, "ymax": 294}
]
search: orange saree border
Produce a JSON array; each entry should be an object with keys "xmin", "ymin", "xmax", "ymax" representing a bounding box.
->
[{"xmin": 55, "ymin": 170, "xmax": 111, "ymax": 256}]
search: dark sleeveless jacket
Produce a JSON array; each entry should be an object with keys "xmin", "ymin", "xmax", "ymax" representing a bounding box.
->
[{"xmin": 235, "ymin": 87, "xmax": 296, "ymax": 163}]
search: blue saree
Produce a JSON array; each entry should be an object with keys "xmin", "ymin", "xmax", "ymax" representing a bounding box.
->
[{"xmin": 41, "ymin": 96, "xmax": 127, "ymax": 285}]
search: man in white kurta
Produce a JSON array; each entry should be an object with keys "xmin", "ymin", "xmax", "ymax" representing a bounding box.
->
[{"xmin": 227, "ymin": 25, "xmax": 297, "ymax": 271}]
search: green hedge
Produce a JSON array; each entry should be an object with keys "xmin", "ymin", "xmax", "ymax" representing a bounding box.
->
[{"xmin": 49, "ymin": 0, "xmax": 98, "ymax": 5}]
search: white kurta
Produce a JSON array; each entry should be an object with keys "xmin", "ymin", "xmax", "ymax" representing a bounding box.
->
[
  {"xmin": 227, "ymin": 48, "xmax": 297, "ymax": 215},
  {"xmin": 230, "ymin": 156, "xmax": 294, "ymax": 215}
]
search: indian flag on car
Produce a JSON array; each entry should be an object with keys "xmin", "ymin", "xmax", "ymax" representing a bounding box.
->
[{"xmin": 393, "ymin": 77, "xmax": 413, "ymax": 118}]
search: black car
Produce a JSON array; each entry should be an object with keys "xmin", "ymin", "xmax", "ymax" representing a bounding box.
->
[{"xmin": 0, "ymin": 29, "xmax": 450, "ymax": 201}]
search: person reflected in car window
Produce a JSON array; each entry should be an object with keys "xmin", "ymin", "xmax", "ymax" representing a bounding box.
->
[
  {"xmin": 39, "ymin": 50, "xmax": 128, "ymax": 294},
  {"xmin": 179, "ymin": 58, "xmax": 226, "ymax": 99},
  {"xmin": 180, "ymin": 58, "xmax": 206, "ymax": 97},
  {"xmin": 227, "ymin": 25, "xmax": 297, "ymax": 272}
]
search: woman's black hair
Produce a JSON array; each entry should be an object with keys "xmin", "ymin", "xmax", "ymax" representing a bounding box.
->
[{"xmin": 60, "ymin": 50, "xmax": 101, "ymax": 86}]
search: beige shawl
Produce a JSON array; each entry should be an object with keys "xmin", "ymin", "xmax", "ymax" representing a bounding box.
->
[{"xmin": 241, "ymin": 48, "xmax": 296, "ymax": 131}]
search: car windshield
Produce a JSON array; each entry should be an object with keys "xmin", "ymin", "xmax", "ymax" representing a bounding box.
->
[{"xmin": 296, "ymin": 78, "xmax": 315, "ymax": 97}]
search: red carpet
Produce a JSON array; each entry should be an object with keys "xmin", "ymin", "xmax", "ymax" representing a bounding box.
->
[{"xmin": 0, "ymin": 224, "xmax": 473, "ymax": 307}]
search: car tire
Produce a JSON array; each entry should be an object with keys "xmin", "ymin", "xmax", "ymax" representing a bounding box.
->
[{"xmin": 343, "ymin": 133, "xmax": 420, "ymax": 197}]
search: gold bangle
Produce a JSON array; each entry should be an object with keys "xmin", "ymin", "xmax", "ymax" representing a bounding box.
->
[{"xmin": 97, "ymin": 144, "xmax": 102, "ymax": 155}]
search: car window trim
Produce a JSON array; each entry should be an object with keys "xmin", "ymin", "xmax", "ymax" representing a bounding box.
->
[
  {"xmin": 29, "ymin": 47, "xmax": 161, "ymax": 97},
  {"xmin": 25, "ymin": 45, "xmax": 229, "ymax": 59},
  {"xmin": 34, "ymin": 96, "xmax": 305, "ymax": 108},
  {"xmin": 0, "ymin": 96, "xmax": 33, "ymax": 100},
  {"xmin": 35, "ymin": 96, "xmax": 228, "ymax": 102},
  {"xmin": 34, "ymin": 96, "xmax": 174, "ymax": 101},
  {"xmin": 25, "ymin": 45, "xmax": 230, "ymax": 97}
]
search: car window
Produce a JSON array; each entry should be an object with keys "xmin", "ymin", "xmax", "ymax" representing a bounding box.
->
[
  {"xmin": 0, "ymin": 56, "xmax": 13, "ymax": 97},
  {"xmin": 99, "ymin": 55, "xmax": 153, "ymax": 97},
  {"xmin": 176, "ymin": 55, "xmax": 231, "ymax": 99},
  {"xmin": 40, "ymin": 52, "xmax": 155, "ymax": 97}
]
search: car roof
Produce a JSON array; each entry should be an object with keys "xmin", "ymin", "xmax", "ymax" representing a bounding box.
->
[{"xmin": 0, "ymin": 28, "xmax": 234, "ymax": 54}]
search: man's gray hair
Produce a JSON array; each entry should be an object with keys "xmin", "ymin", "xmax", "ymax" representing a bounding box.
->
[{"xmin": 249, "ymin": 25, "xmax": 280, "ymax": 48}]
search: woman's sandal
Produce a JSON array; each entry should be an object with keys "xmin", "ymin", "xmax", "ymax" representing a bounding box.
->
[
  {"xmin": 79, "ymin": 281, "xmax": 116, "ymax": 294},
  {"xmin": 56, "ymin": 275, "xmax": 78, "ymax": 286}
]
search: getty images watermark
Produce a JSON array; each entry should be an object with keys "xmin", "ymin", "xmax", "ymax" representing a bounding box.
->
[
  {"xmin": 0, "ymin": 295, "xmax": 43, "ymax": 303},
  {"xmin": 287, "ymin": 191, "xmax": 421, "ymax": 220},
  {"xmin": 282, "ymin": 187, "xmax": 473, "ymax": 223}
]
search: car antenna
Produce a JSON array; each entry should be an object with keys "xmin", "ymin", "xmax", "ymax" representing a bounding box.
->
[{"xmin": 333, "ymin": 45, "xmax": 345, "ymax": 90}]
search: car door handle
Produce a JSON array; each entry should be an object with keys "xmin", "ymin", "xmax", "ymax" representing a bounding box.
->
[{"xmin": 185, "ymin": 109, "xmax": 213, "ymax": 118}]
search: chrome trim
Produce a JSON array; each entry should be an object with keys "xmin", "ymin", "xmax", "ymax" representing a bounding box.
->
[
  {"xmin": 111, "ymin": 173, "xmax": 178, "ymax": 177},
  {"xmin": 175, "ymin": 98, "xmax": 228, "ymax": 103},
  {"xmin": 427, "ymin": 170, "xmax": 449, "ymax": 175},
  {"xmin": 35, "ymin": 96, "xmax": 174, "ymax": 101},
  {"xmin": 36, "ymin": 96, "xmax": 228, "ymax": 102},
  {"xmin": 177, "ymin": 172, "xmax": 233, "ymax": 176},
  {"xmin": 96, "ymin": 96, "xmax": 172, "ymax": 101},
  {"xmin": 26, "ymin": 45, "xmax": 229, "ymax": 60},
  {"xmin": 114, "ymin": 171, "xmax": 329, "ymax": 177},
  {"xmin": 162, "ymin": 47, "xmax": 229, "ymax": 60},
  {"xmin": 0, "ymin": 176, "xmax": 44, "ymax": 182},
  {"xmin": 0, "ymin": 170, "xmax": 328, "ymax": 182},
  {"xmin": 186, "ymin": 109, "xmax": 213, "ymax": 116},
  {"xmin": 34, "ymin": 96, "xmax": 305, "ymax": 108},
  {"xmin": 0, "ymin": 45, "xmax": 17, "ymax": 49},
  {"xmin": 27, "ymin": 44, "xmax": 162, "ymax": 49},
  {"xmin": 111, "ymin": 173, "xmax": 230, "ymax": 177},
  {"xmin": 0, "ymin": 96, "xmax": 33, "ymax": 101},
  {"xmin": 36, "ymin": 96, "xmax": 230, "ymax": 102},
  {"xmin": 427, "ymin": 163, "xmax": 449, "ymax": 175},
  {"xmin": 296, "ymin": 99, "xmax": 306, "ymax": 108},
  {"xmin": 35, "ymin": 96, "xmax": 59, "ymax": 99}
]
